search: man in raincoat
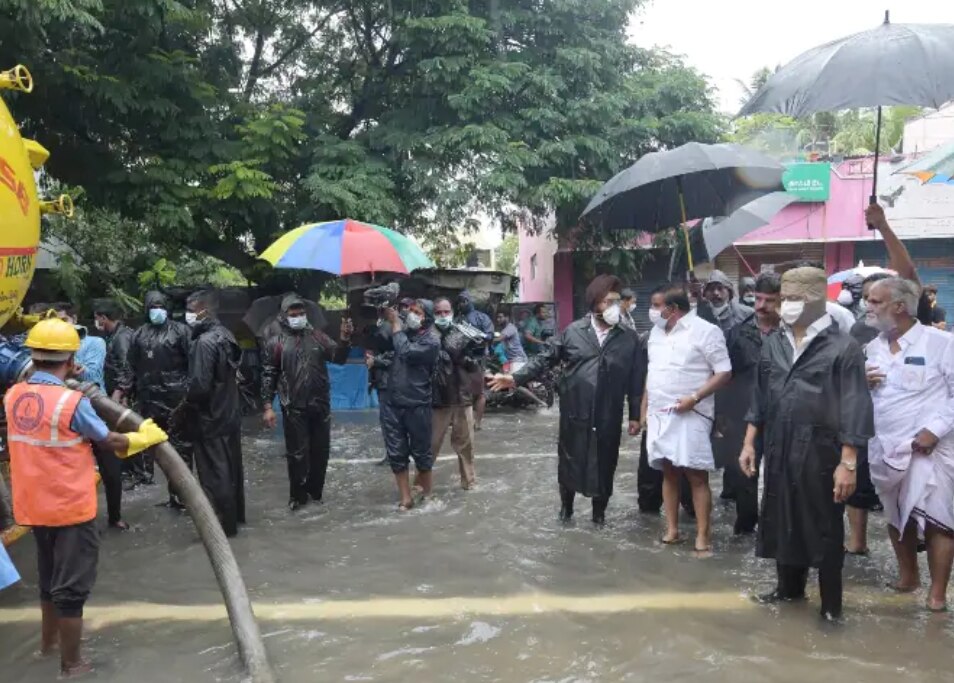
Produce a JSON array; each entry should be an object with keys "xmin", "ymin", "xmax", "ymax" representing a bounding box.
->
[
  {"xmin": 117, "ymin": 291, "xmax": 194, "ymax": 508},
  {"xmin": 457, "ymin": 291, "xmax": 494, "ymax": 430},
  {"xmin": 261, "ymin": 294, "xmax": 352, "ymax": 510},
  {"xmin": 180, "ymin": 290, "xmax": 245, "ymax": 537},
  {"xmin": 489, "ymin": 275, "xmax": 644, "ymax": 525},
  {"xmin": 380, "ymin": 299, "xmax": 440, "ymax": 510},
  {"xmin": 740, "ymin": 266, "xmax": 873, "ymax": 620},
  {"xmin": 703, "ymin": 270, "xmax": 753, "ymax": 335}
]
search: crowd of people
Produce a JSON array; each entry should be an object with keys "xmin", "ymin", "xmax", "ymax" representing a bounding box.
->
[{"xmin": 3, "ymin": 201, "xmax": 954, "ymax": 675}]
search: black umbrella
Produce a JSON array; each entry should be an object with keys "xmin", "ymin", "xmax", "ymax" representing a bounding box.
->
[
  {"xmin": 668, "ymin": 191, "xmax": 797, "ymax": 277},
  {"xmin": 580, "ymin": 142, "xmax": 784, "ymax": 270},
  {"xmin": 738, "ymin": 11, "xmax": 954, "ymax": 212},
  {"xmin": 242, "ymin": 294, "xmax": 327, "ymax": 340}
]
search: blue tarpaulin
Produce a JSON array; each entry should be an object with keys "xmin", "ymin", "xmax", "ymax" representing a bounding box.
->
[{"xmin": 0, "ymin": 542, "xmax": 20, "ymax": 590}]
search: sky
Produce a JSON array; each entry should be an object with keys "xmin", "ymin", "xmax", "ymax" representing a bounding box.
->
[{"xmin": 628, "ymin": 1, "xmax": 954, "ymax": 114}]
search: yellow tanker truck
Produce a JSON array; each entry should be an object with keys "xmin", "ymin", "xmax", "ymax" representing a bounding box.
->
[{"xmin": 0, "ymin": 64, "xmax": 74, "ymax": 541}]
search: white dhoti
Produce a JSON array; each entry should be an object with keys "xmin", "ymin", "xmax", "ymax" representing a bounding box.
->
[
  {"xmin": 870, "ymin": 435, "xmax": 954, "ymax": 538},
  {"xmin": 646, "ymin": 409, "xmax": 715, "ymax": 472}
]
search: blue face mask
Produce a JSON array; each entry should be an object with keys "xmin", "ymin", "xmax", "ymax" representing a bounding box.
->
[
  {"xmin": 149, "ymin": 308, "xmax": 168, "ymax": 325},
  {"xmin": 435, "ymin": 315, "xmax": 452, "ymax": 329}
]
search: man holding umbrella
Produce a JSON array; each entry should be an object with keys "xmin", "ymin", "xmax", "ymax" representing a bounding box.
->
[
  {"xmin": 489, "ymin": 275, "xmax": 644, "ymax": 525},
  {"xmin": 261, "ymin": 294, "xmax": 353, "ymax": 510}
]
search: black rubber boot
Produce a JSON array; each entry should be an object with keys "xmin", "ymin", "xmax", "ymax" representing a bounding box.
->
[
  {"xmin": 592, "ymin": 497, "xmax": 608, "ymax": 526},
  {"xmin": 559, "ymin": 485, "xmax": 575, "ymax": 523}
]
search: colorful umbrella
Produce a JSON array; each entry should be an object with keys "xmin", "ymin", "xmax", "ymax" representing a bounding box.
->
[
  {"xmin": 896, "ymin": 142, "xmax": 954, "ymax": 185},
  {"xmin": 259, "ymin": 219, "xmax": 434, "ymax": 275}
]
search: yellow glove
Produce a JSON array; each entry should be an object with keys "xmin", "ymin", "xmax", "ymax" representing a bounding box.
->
[{"xmin": 121, "ymin": 419, "xmax": 169, "ymax": 459}]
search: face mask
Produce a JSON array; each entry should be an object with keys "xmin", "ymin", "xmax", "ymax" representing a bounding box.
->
[
  {"xmin": 94, "ymin": 319, "xmax": 105, "ymax": 331},
  {"xmin": 406, "ymin": 312, "xmax": 422, "ymax": 331},
  {"xmin": 149, "ymin": 308, "xmax": 167, "ymax": 325},
  {"xmin": 287, "ymin": 315, "xmax": 307, "ymax": 330},
  {"xmin": 435, "ymin": 315, "xmax": 452, "ymax": 330},
  {"xmin": 185, "ymin": 312, "xmax": 199, "ymax": 326},
  {"xmin": 858, "ymin": 299, "xmax": 868, "ymax": 313},
  {"xmin": 648, "ymin": 308, "xmax": 667, "ymax": 329},
  {"xmin": 711, "ymin": 303, "xmax": 729, "ymax": 317},
  {"xmin": 600, "ymin": 304, "xmax": 621, "ymax": 327},
  {"xmin": 780, "ymin": 301, "xmax": 805, "ymax": 326},
  {"xmin": 627, "ymin": 303, "xmax": 637, "ymax": 313},
  {"xmin": 836, "ymin": 289, "xmax": 854, "ymax": 306},
  {"xmin": 742, "ymin": 295, "xmax": 756, "ymax": 307}
]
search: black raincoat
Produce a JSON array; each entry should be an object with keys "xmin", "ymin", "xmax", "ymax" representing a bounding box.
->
[
  {"xmin": 121, "ymin": 292, "xmax": 192, "ymax": 420},
  {"xmin": 104, "ymin": 322, "xmax": 133, "ymax": 396},
  {"xmin": 746, "ymin": 323, "xmax": 873, "ymax": 567},
  {"xmin": 183, "ymin": 316, "xmax": 245, "ymax": 536},
  {"xmin": 260, "ymin": 316, "xmax": 349, "ymax": 412},
  {"xmin": 515, "ymin": 316, "xmax": 644, "ymax": 499}
]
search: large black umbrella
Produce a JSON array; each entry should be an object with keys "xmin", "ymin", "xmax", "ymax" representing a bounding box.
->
[
  {"xmin": 669, "ymin": 191, "xmax": 797, "ymax": 277},
  {"xmin": 580, "ymin": 142, "xmax": 784, "ymax": 269},
  {"xmin": 738, "ymin": 11, "xmax": 954, "ymax": 209}
]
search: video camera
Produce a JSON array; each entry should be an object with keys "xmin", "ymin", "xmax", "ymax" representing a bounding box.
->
[{"xmin": 363, "ymin": 282, "xmax": 401, "ymax": 310}]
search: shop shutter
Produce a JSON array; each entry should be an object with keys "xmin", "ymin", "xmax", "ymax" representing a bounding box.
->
[{"xmin": 855, "ymin": 239, "xmax": 954, "ymax": 318}]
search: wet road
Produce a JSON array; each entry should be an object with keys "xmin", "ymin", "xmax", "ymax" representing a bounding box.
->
[{"xmin": 2, "ymin": 408, "xmax": 953, "ymax": 682}]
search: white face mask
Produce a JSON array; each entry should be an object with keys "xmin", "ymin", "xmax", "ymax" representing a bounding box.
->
[
  {"xmin": 185, "ymin": 311, "xmax": 199, "ymax": 326},
  {"xmin": 780, "ymin": 300, "xmax": 805, "ymax": 326},
  {"xmin": 648, "ymin": 308, "xmax": 667, "ymax": 329},
  {"xmin": 711, "ymin": 303, "xmax": 729, "ymax": 316},
  {"xmin": 287, "ymin": 315, "xmax": 307, "ymax": 330},
  {"xmin": 405, "ymin": 312, "xmax": 422, "ymax": 330},
  {"xmin": 627, "ymin": 302, "xmax": 637, "ymax": 314},
  {"xmin": 836, "ymin": 289, "xmax": 854, "ymax": 306},
  {"xmin": 600, "ymin": 304, "xmax": 621, "ymax": 327},
  {"xmin": 94, "ymin": 319, "xmax": 105, "ymax": 331},
  {"xmin": 742, "ymin": 295, "xmax": 756, "ymax": 307}
]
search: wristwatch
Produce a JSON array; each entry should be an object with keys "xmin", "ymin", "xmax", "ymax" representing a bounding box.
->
[
  {"xmin": 839, "ymin": 460, "xmax": 857, "ymax": 472},
  {"xmin": 690, "ymin": 392, "xmax": 701, "ymax": 404}
]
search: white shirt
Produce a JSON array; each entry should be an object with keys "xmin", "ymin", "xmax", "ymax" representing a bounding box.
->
[
  {"xmin": 826, "ymin": 301, "xmax": 856, "ymax": 332},
  {"xmin": 590, "ymin": 315, "xmax": 611, "ymax": 347},
  {"xmin": 646, "ymin": 311, "xmax": 731, "ymax": 471},
  {"xmin": 646, "ymin": 311, "xmax": 732, "ymax": 417},
  {"xmin": 866, "ymin": 322, "xmax": 954, "ymax": 445},
  {"xmin": 782, "ymin": 313, "xmax": 832, "ymax": 362}
]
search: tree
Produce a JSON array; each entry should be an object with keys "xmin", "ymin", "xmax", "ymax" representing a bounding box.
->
[
  {"xmin": 1, "ymin": 0, "xmax": 723, "ymax": 280},
  {"xmin": 495, "ymin": 234, "xmax": 518, "ymax": 275}
]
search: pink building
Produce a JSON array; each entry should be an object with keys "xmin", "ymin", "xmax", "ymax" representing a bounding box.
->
[{"xmin": 519, "ymin": 156, "xmax": 954, "ymax": 330}]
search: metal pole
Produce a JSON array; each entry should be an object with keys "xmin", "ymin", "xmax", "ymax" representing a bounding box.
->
[
  {"xmin": 676, "ymin": 177, "xmax": 694, "ymax": 272},
  {"xmin": 868, "ymin": 105, "xmax": 883, "ymax": 230}
]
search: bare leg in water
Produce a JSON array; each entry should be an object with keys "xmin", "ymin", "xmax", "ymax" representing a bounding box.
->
[
  {"xmin": 395, "ymin": 471, "xmax": 414, "ymax": 509},
  {"xmin": 888, "ymin": 520, "xmax": 921, "ymax": 592},
  {"xmin": 846, "ymin": 506, "xmax": 869, "ymax": 554},
  {"xmin": 661, "ymin": 461, "xmax": 681, "ymax": 543},
  {"xmin": 685, "ymin": 469, "xmax": 712, "ymax": 553},
  {"xmin": 925, "ymin": 523, "xmax": 954, "ymax": 611}
]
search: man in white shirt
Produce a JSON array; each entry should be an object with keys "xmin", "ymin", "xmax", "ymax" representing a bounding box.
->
[
  {"xmin": 643, "ymin": 282, "xmax": 732, "ymax": 554},
  {"xmin": 865, "ymin": 277, "xmax": 954, "ymax": 612}
]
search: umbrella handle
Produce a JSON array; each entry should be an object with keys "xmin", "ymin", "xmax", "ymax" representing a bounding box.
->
[
  {"xmin": 868, "ymin": 106, "xmax": 882, "ymax": 231},
  {"xmin": 677, "ymin": 179, "xmax": 694, "ymax": 272}
]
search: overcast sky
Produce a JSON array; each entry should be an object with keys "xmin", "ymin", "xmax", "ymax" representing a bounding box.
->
[{"xmin": 628, "ymin": 1, "xmax": 954, "ymax": 114}]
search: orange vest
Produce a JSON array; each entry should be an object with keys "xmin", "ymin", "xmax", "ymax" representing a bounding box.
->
[{"xmin": 4, "ymin": 382, "xmax": 97, "ymax": 527}]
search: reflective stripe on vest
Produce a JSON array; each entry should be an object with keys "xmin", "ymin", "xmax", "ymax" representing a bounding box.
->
[
  {"xmin": 8, "ymin": 389, "xmax": 84, "ymax": 447},
  {"xmin": 3, "ymin": 382, "xmax": 97, "ymax": 527}
]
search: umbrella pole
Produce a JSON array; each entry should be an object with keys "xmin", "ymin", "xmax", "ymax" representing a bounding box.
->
[
  {"xmin": 677, "ymin": 180, "xmax": 694, "ymax": 272},
  {"xmin": 868, "ymin": 105, "xmax": 883, "ymax": 223}
]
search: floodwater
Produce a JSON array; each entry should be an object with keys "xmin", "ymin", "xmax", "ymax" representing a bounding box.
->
[{"xmin": 2, "ymin": 408, "xmax": 954, "ymax": 682}]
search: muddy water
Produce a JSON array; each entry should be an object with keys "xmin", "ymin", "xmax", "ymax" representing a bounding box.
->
[{"xmin": 2, "ymin": 409, "xmax": 953, "ymax": 682}]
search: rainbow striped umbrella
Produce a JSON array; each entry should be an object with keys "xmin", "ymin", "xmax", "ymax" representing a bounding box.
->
[{"xmin": 259, "ymin": 219, "xmax": 434, "ymax": 275}]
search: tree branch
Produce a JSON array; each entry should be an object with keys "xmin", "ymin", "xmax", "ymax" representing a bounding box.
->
[{"xmin": 243, "ymin": 29, "xmax": 266, "ymax": 101}]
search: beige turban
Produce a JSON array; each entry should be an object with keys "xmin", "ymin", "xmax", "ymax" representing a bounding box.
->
[{"xmin": 781, "ymin": 267, "xmax": 827, "ymax": 302}]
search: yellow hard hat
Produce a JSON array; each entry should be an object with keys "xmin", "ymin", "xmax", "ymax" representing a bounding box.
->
[{"xmin": 25, "ymin": 318, "xmax": 81, "ymax": 359}]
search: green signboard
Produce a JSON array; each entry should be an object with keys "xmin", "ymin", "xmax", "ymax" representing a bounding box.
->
[{"xmin": 782, "ymin": 162, "xmax": 831, "ymax": 202}]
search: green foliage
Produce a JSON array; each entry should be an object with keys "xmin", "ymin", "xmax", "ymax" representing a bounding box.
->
[
  {"xmin": 495, "ymin": 234, "xmax": 519, "ymax": 276},
  {"xmin": 4, "ymin": 0, "xmax": 723, "ymax": 278}
]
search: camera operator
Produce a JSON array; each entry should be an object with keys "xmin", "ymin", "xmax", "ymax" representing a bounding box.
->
[
  {"xmin": 430, "ymin": 297, "xmax": 480, "ymax": 490},
  {"xmin": 379, "ymin": 299, "xmax": 440, "ymax": 510}
]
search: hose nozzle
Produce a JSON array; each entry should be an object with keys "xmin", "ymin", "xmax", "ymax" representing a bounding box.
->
[
  {"xmin": 0, "ymin": 65, "xmax": 33, "ymax": 93},
  {"xmin": 40, "ymin": 194, "xmax": 74, "ymax": 218}
]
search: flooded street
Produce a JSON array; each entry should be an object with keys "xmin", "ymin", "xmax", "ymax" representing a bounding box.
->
[{"xmin": 2, "ymin": 408, "xmax": 954, "ymax": 682}]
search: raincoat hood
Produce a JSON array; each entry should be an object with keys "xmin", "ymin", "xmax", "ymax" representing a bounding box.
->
[
  {"xmin": 144, "ymin": 290, "xmax": 168, "ymax": 313},
  {"xmin": 705, "ymin": 270, "xmax": 734, "ymax": 295},
  {"xmin": 280, "ymin": 293, "xmax": 306, "ymax": 316},
  {"xmin": 417, "ymin": 298, "xmax": 435, "ymax": 326}
]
